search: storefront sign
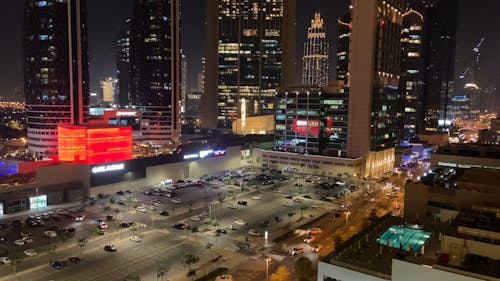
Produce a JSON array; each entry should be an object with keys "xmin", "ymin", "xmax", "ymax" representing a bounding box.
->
[
  {"xmin": 91, "ymin": 163, "xmax": 125, "ymax": 174},
  {"xmin": 116, "ymin": 111, "xmax": 137, "ymax": 117},
  {"xmin": 183, "ymin": 148, "xmax": 227, "ymax": 160},
  {"xmin": 29, "ymin": 195, "xmax": 47, "ymax": 209}
]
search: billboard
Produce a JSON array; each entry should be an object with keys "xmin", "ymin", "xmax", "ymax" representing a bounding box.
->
[{"xmin": 292, "ymin": 118, "xmax": 319, "ymax": 137}]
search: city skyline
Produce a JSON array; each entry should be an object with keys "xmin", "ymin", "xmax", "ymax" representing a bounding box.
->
[{"xmin": 1, "ymin": 1, "xmax": 499, "ymax": 105}]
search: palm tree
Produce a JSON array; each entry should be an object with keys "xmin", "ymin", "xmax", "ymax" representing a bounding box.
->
[
  {"xmin": 77, "ymin": 237, "xmax": 88, "ymax": 256},
  {"xmin": 182, "ymin": 254, "xmax": 200, "ymax": 281},
  {"xmin": 157, "ymin": 264, "xmax": 170, "ymax": 281},
  {"xmin": 299, "ymin": 205, "xmax": 309, "ymax": 219}
]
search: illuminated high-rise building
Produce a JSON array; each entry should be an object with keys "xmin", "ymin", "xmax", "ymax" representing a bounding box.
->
[
  {"xmin": 116, "ymin": 19, "xmax": 131, "ymax": 107},
  {"xmin": 421, "ymin": 0, "xmax": 459, "ymax": 132},
  {"xmin": 346, "ymin": 0, "xmax": 405, "ymax": 176},
  {"xmin": 130, "ymin": 0, "xmax": 181, "ymax": 146},
  {"xmin": 301, "ymin": 12, "xmax": 329, "ymax": 87},
  {"xmin": 202, "ymin": 0, "xmax": 296, "ymax": 129},
  {"xmin": 336, "ymin": 13, "xmax": 351, "ymax": 85},
  {"xmin": 399, "ymin": 8, "xmax": 424, "ymax": 142},
  {"xmin": 100, "ymin": 77, "xmax": 117, "ymax": 105},
  {"xmin": 24, "ymin": 0, "xmax": 89, "ymax": 156},
  {"xmin": 180, "ymin": 51, "xmax": 187, "ymax": 118}
]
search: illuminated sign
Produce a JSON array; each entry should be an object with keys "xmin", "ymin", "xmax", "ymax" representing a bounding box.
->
[
  {"xmin": 292, "ymin": 118, "xmax": 319, "ymax": 137},
  {"xmin": 91, "ymin": 163, "xmax": 125, "ymax": 174},
  {"xmin": 160, "ymin": 179, "xmax": 173, "ymax": 186},
  {"xmin": 183, "ymin": 148, "xmax": 227, "ymax": 160},
  {"xmin": 116, "ymin": 111, "xmax": 137, "ymax": 117},
  {"xmin": 29, "ymin": 195, "xmax": 47, "ymax": 209}
]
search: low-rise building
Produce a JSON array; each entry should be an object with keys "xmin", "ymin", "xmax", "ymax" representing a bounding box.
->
[{"xmin": 431, "ymin": 144, "xmax": 500, "ymax": 170}]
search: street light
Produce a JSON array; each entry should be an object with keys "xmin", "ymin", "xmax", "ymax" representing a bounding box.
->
[
  {"xmin": 265, "ymin": 257, "xmax": 272, "ymax": 281},
  {"xmin": 344, "ymin": 211, "xmax": 351, "ymax": 231}
]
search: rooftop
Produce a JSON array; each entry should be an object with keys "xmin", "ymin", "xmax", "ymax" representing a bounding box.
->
[
  {"xmin": 436, "ymin": 143, "xmax": 500, "ymax": 159},
  {"xmin": 419, "ymin": 167, "xmax": 500, "ymax": 192}
]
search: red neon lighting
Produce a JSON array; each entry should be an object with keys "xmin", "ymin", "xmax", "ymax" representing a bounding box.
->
[
  {"xmin": 292, "ymin": 118, "xmax": 320, "ymax": 137},
  {"xmin": 58, "ymin": 125, "xmax": 133, "ymax": 164}
]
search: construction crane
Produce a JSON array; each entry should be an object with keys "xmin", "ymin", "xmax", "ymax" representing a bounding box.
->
[{"xmin": 459, "ymin": 37, "xmax": 485, "ymax": 83}]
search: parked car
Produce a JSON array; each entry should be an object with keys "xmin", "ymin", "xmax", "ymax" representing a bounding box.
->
[
  {"xmin": 274, "ymin": 216, "xmax": 283, "ymax": 222},
  {"xmin": 248, "ymin": 229, "xmax": 260, "ymax": 236},
  {"xmin": 171, "ymin": 198, "xmax": 182, "ymax": 204},
  {"xmin": 173, "ymin": 223, "xmax": 188, "ymax": 230},
  {"xmin": 130, "ymin": 235, "xmax": 142, "ymax": 242},
  {"xmin": 44, "ymin": 230, "xmax": 57, "ymax": 238},
  {"xmin": 0, "ymin": 257, "xmax": 11, "ymax": 264},
  {"xmin": 308, "ymin": 228, "xmax": 322, "ymax": 234},
  {"xmin": 237, "ymin": 200, "xmax": 248, "ymax": 206},
  {"xmin": 24, "ymin": 249, "xmax": 38, "ymax": 257},
  {"xmin": 303, "ymin": 235, "xmax": 315, "ymax": 243},
  {"xmin": 68, "ymin": 257, "xmax": 81, "ymax": 264},
  {"xmin": 120, "ymin": 221, "xmax": 134, "ymax": 228},
  {"xmin": 290, "ymin": 247, "xmax": 304, "ymax": 255},
  {"xmin": 215, "ymin": 274, "xmax": 234, "ymax": 281},
  {"xmin": 216, "ymin": 229, "xmax": 227, "ymax": 234},
  {"xmin": 159, "ymin": 210, "xmax": 169, "ymax": 216},
  {"xmin": 104, "ymin": 245, "xmax": 117, "ymax": 252},
  {"xmin": 75, "ymin": 215, "xmax": 85, "ymax": 222},
  {"xmin": 49, "ymin": 261, "xmax": 65, "ymax": 270}
]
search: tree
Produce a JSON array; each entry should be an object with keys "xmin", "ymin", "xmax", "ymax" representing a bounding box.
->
[
  {"xmin": 299, "ymin": 205, "xmax": 309, "ymax": 219},
  {"xmin": 191, "ymin": 226, "xmax": 199, "ymax": 241},
  {"xmin": 206, "ymin": 243, "xmax": 214, "ymax": 259},
  {"xmin": 156, "ymin": 264, "xmax": 170, "ymax": 281},
  {"xmin": 123, "ymin": 274, "xmax": 141, "ymax": 281},
  {"xmin": 77, "ymin": 237, "xmax": 88, "ymax": 256},
  {"xmin": 270, "ymin": 265, "xmax": 291, "ymax": 281},
  {"xmin": 182, "ymin": 254, "xmax": 200, "ymax": 280},
  {"xmin": 295, "ymin": 257, "xmax": 315, "ymax": 281}
]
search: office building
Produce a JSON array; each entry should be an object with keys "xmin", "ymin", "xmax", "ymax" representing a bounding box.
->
[
  {"xmin": 202, "ymin": 0, "xmax": 296, "ymax": 129},
  {"xmin": 100, "ymin": 77, "xmax": 117, "ymax": 105},
  {"xmin": 422, "ymin": 0, "xmax": 459, "ymax": 132},
  {"xmin": 346, "ymin": 0, "xmax": 404, "ymax": 176},
  {"xmin": 448, "ymin": 93, "xmax": 471, "ymax": 121},
  {"xmin": 274, "ymin": 81, "xmax": 348, "ymax": 157},
  {"xmin": 130, "ymin": 0, "xmax": 181, "ymax": 146},
  {"xmin": 336, "ymin": 13, "xmax": 351, "ymax": 85},
  {"xmin": 399, "ymin": 9, "xmax": 424, "ymax": 142},
  {"xmin": 24, "ymin": 0, "xmax": 89, "ymax": 156},
  {"xmin": 302, "ymin": 12, "xmax": 329, "ymax": 87},
  {"xmin": 116, "ymin": 19, "xmax": 131, "ymax": 107},
  {"xmin": 181, "ymin": 51, "xmax": 187, "ymax": 119}
]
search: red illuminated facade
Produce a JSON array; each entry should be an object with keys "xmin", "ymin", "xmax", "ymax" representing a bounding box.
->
[{"xmin": 58, "ymin": 125, "xmax": 133, "ymax": 164}]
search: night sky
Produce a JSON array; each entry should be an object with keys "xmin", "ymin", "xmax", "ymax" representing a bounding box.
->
[{"xmin": 0, "ymin": 0, "xmax": 499, "ymax": 102}]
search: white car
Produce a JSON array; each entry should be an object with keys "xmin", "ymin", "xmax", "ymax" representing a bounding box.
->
[
  {"xmin": 75, "ymin": 215, "xmax": 85, "ymax": 222},
  {"xmin": 22, "ymin": 237, "xmax": 34, "ymax": 244},
  {"xmin": 190, "ymin": 216, "xmax": 200, "ymax": 221},
  {"xmin": 310, "ymin": 204, "xmax": 319, "ymax": 209},
  {"xmin": 308, "ymin": 228, "xmax": 322, "ymax": 234},
  {"xmin": 225, "ymin": 225, "xmax": 237, "ymax": 230},
  {"xmin": 312, "ymin": 244, "xmax": 323, "ymax": 253},
  {"xmin": 303, "ymin": 235, "xmax": 315, "ymax": 243},
  {"xmin": 130, "ymin": 235, "xmax": 142, "ymax": 243},
  {"xmin": 136, "ymin": 206, "xmax": 148, "ymax": 213},
  {"xmin": 171, "ymin": 198, "xmax": 182, "ymax": 204},
  {"xmin": 0, "ymin": 257, "xmax": 11, "ymax": 264},
  {"xmin": 24, "ymin": 249, "xmax": 37, "ymax": 257},
  {"xmin": 44, "ymin": 231, "xmax": 57, "ymax": 238},
  {"xmin": 283, "ymin": 202, "xmax": 293, "ymax": 207},
  {"xmin": 99, "ymin": 223, "xmax": 108, "ymax": 229},
  {"xmin": 14, "ymin": 239, "xmax": 25, "ymax": 246},
  {"xmin": 215, "ymin": 274, "xmax": 234, "ymax": 281},
  {"xmin": 234, "ymin": 220, "xmax": 246, "ymax": 226},
  {"xmin": 293, "ymin": 198, "xmax": 303, "ymax": 203},
  {"xmin": 248, "ymin": 229, "xmax": 260, "ymax": 236},
  {"xmin": 251, "ymin": 195, "xmax": 262, "ymax": 200}
]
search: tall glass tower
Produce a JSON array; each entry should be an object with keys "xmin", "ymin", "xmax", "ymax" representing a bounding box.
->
[
  {"xmin": 203, "ymin": 0, "xmax": 296, "ymax": 129},
  {"xmin": 302, "ymin": 12, "xmax": 329, "ymax": 87},
  {"xmin": 130, "ymin": 0, "xmax": 181, "ymax": 146},
  {"xmin": 24, "ymin": 0, "xmax": 89, "ymax": 156}
]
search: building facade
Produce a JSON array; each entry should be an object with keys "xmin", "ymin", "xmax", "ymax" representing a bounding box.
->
[
  {"xmin": 130, "ymin": 0, "xmax": 181, "ymax": 146},
  {"xmin": 274, "ymin": 81, "xmax": 349, "ymax": 157},
  {"xmin": 302, "ymin": 12, "xmax": 329, "ymax": 87},
  {"xmin": 116, "ymin": 19, "xmax": 131, "ymax": 107},
  {"xmin": 202, "ymin": 0, "xmax": 296, "ymax": 129},
  {"xmin": 336, "ymin": 13, "xmax": 351, "ymax": 85},
  {"xmin": 24, "ymin": 0, "xmax": 89, "ymax": 156},
  {"xmin": 422, "ymin": 0, "xmax": 459, "ymax": 132},
  {"xmin": 346, "ymin": 0, "xmax": 404, "ymax": 175},
  {"xmin": 100, "ymin": 77, "xmax": 117, "ymax": 105},
  {"xmin": 399, "ymin": 9, "xmax": 424, "ymax": 142}
]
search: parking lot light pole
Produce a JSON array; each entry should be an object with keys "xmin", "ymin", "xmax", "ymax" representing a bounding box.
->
[{"xmin": 265, "ymin": 257, "xmax": 271, "ymax": 281}]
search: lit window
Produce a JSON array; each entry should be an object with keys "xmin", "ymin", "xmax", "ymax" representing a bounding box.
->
[
  {"xmin": 36, "ymin": 1, "xmax": 47, "ymax": 7},
  {"xmin": 39, "ymin": 35, "xmax": 48, "ymax": 40}
]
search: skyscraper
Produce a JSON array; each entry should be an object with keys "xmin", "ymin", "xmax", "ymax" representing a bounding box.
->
[
  {"xmin": 100, "ymin": 77, "xmax": 117, "ymax": 105},
  {"xmin": 399, "ymin": 8, "xmax": 424, "ymax": 142},
  {"xmin": 180, "ymin": 50, "xmax": 187, "ymax": 119},
  {"xmin": 130, "ymin": 0, "xmax": 180, "ymax": 146},
  {"xmin": 347, "ymin": 0, "xmax": 404, "ymax": 176},
  {"xmin": 202, "ymin": 0, "xmax": 296, "ymax": 129},
  {"xmin": 24, "ymin": 0, "xmax": 89, "ymax": 156},
  {"xmin": 336, "ymin": 13, "xmax": 351, "ymax": 85},
  {"xmin": 302, "ymin": 12, "xmax": 329, "ymax": 87},
  {"xmin": 116, "ymin": 19, "xmax": 131, "ymax": 107},
  {"xmin": 421, "ymin": 0, "xmax": 459, "ymax": 132}
]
